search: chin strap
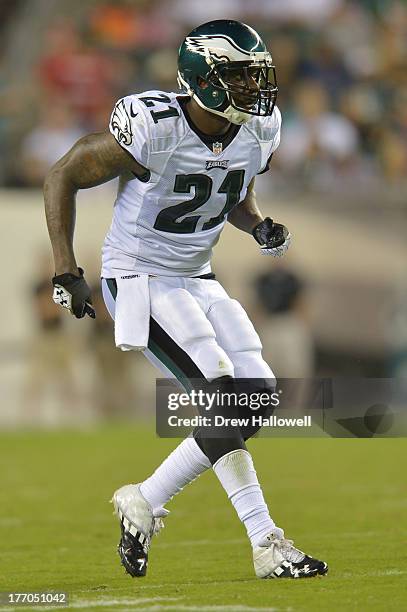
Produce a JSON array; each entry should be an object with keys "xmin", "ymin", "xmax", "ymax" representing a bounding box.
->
[
  {"xmin": 222, "ymin": 105, "xmax": 252, "ymax": 125},
  {"xmin": 192, "ymin": 92, "xmax": 252, "ymax": 125}
]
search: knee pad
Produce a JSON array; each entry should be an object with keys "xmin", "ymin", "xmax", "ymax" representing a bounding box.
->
[
  {"xmin": 230, "ymin": 349, "xmax": 276, "ymax": 380},
  {"xmin": 208, "ymin": 298, "xmax": 276, "ymax": 379},
  {"xmin": 208, "ymin": 298, "xmax": 273, "ymax": 378},
  {"xmin": 187, "ymin": 338, "xmax": 234, "ymax": 381}
]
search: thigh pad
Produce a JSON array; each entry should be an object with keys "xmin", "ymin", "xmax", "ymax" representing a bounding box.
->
[
  {"xmin": 151, "ymin": 287, "xmax": 216, "ymax": 346},
  {"xmin": 151, "ymin": 287, "xmax": 234, "ymax": 380},
  {"xmin": 207, "ymin": 299, "xmax": 262, "ymax": 353}
]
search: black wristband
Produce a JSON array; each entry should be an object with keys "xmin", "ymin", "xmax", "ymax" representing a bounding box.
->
[{"xmin": 53, "ymin": 267, "xmax": 84, "ymax": 286}]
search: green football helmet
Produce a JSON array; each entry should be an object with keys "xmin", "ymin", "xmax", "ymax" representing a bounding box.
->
[{"xmin": 177, "ymin": 19, "xmax": 278, "ymax": 125}]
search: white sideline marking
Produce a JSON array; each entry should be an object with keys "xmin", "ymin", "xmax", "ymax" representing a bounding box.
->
[
  {"xmin": 124, "ymin": 605, "xmax": 282, "ymax": 612},
  {"xmin": 0, "ymin": 603, "xmax": 280, "ymax": 612},
  {"xmin": 343, "ymin": 569, "xmax": 406, "ymax": 578},
  {"xmin": 317, "ymin": 531, "xmax": 383, "ymax": 539},
  {"xmin": 68, "ymin": 597, "xmax": 180, "ymax": 609},
  {"xmin": 0, "ymin": 597, "xmax": 180, "ymax": 612},
  {"xmin": 0, "ymin": 518, "xmax": 23, "ymax": 527}
]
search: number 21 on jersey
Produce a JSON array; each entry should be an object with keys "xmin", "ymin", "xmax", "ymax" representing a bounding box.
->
[{"xmin": 154, "ymin": 170, "xmax": 245, "ymax": 234}]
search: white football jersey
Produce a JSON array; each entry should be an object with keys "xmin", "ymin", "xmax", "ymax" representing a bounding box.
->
[{"xmin": 102, "ymin": 90, "xmax": 281, "ymax": 277}]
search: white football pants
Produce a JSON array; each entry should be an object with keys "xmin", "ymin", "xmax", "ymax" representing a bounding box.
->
[{"xmin": 102, "ymin": 276, "xmax": 275, "ymax": 384}]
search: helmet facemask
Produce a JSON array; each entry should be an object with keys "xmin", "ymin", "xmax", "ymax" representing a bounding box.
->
[{"xmin": 207, "ymin": 60, "xmax": 278, "ymax": 119}]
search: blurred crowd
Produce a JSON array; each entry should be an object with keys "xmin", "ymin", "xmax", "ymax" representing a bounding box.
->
[
  {"xmin": 0, "ymin": 0, "xmax": 406, "ymax": 194},
  {"xmin": 1, "ymin": 0, "xmax": 406, "ymax": 426}
]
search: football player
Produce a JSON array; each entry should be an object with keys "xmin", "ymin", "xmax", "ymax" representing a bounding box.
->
[{"xmin": 44, "ymin": 19, "xmax": 328, "ymax": 579}]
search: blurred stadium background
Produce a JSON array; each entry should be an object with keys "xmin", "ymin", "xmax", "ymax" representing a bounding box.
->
[{"xmin": 0, "ymin": 0, "xmax": 406, "ymax": 428}]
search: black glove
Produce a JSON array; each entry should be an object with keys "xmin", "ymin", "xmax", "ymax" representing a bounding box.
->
[
  {"xmin": 52, "ymin": 267, "xmax": 95, "ymax": 319},
  {"xmin": 252, "ymin": 217, "xmax": 291, "ymax": 257}
]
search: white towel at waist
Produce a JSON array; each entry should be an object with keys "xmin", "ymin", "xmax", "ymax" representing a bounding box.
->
[{"xmin": 114, "ymin": 274, "xmax": 150, "ymax": 351}]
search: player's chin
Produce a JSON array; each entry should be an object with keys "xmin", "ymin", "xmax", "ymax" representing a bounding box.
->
[{"xmin": 233, "ymin": 96, "xmax": 257, "ymax": 112}]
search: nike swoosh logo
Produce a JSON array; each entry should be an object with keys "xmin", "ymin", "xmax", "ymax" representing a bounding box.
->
[{"xmin": 130, "ymin": 104, "xmax": 138, "ymax": 118}]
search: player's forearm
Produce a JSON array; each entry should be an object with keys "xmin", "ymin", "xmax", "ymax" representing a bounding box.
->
[
  {"xmin": 44, "ymin": 167, "xmax": 79, "ymax": 275},
  {"xmin": 227, "ymin": 191, "xmax": 263, "ymax": 234},
  {"xmin": 44, "ymin": 132, "xmax": 137, "ymax": 275}
]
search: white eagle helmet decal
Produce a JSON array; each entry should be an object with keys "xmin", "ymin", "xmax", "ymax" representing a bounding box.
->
[{"xmin": 185, "ymin": 34, "xmax": 271, "ymax": 64}]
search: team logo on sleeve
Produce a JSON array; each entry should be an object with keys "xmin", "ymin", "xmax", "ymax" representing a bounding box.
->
[{"xmin": 110, "ymin": 99, "xmax": 133, "ymax": 146}]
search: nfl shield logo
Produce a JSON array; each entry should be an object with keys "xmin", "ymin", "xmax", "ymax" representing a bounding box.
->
[{"xmin": 212, "ymin": 141, "xmax": 223, "ymax": 156}]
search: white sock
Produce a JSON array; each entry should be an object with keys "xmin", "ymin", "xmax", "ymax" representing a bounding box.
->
[
  {"xmin": 213, "ymin": 449, "xmax": 276, "ymax": 548},
  {"xmin": 139, "ymin": 436, "xmax": 211, "ymax": 511}
]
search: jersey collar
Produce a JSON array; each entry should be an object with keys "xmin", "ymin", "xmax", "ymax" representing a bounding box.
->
[{"xmin": 177, "ymin": 96, "xmax": 241, "ymax": 154}]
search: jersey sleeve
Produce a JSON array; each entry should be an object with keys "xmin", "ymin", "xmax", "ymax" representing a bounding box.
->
[
  {"xmin": 257, "ymin": 106, "xmax": 282, "ymax": 175},
  {"xmin": 109, "ymin": 96, "xmax": 150, "ymax": 168}
]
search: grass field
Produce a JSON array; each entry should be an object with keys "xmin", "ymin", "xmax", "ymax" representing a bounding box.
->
[{"xmin": 0, "ymin": 426, "xmax": 406, "ymax": 611}]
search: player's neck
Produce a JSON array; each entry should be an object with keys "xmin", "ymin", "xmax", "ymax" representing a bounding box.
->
[{"xmin": 185, "ymin": 98, "xmax": 231, "ymax": 137}]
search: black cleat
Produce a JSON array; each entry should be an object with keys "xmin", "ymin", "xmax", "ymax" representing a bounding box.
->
[
  {"xmin": 117, "ymin": 518, "xmax": 148, "ymax": 577},
  {"xmin": 269, "ymin": 554, "xmax": 328, "ymax": 578},
  {"xmin": 111, "ymin": 484, "xmax": 168, "ymax": 578},
  {"xmin": 254, "ymin": 529, "xmax": 328, "ymax": 579}
]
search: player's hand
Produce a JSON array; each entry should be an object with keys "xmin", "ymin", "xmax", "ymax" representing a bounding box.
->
[
  {"xmin": 252, "ymin": 217, "xmax": 291, "ymax": 257},
  {"xmin": 52, "ymin": 267, "xmax": 96, "ymax": 319}
]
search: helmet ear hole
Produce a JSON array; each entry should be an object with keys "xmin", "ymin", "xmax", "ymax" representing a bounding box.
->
[{"xmin": 197, "ymin": 77, "xmax": 209, "ymax": 89}]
